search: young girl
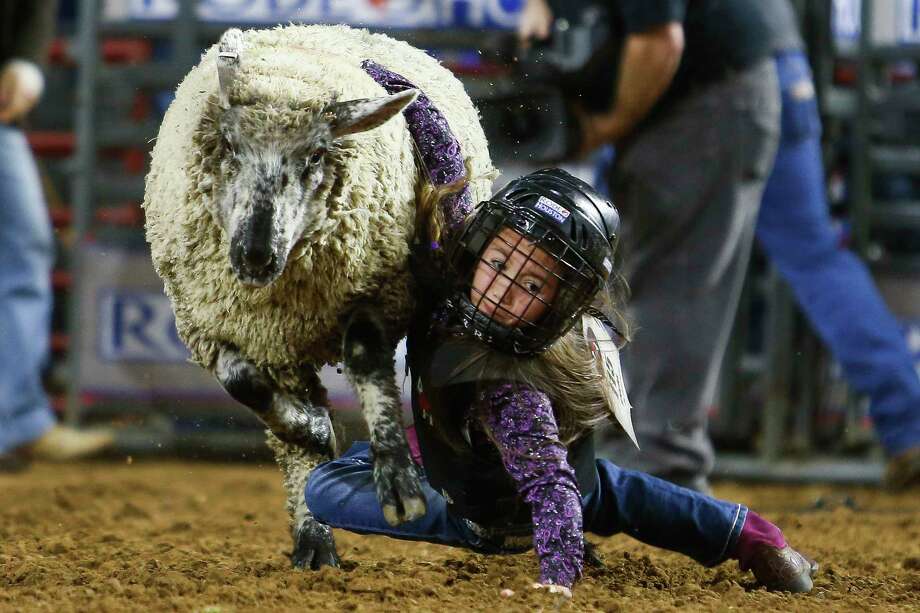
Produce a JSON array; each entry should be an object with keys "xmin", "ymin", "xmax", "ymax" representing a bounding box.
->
[{"xmin": 305, "ymin": 169, "xmax": 817, "ymax": 596}]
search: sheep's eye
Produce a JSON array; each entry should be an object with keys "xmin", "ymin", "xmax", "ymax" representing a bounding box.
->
[
  {"xmin": 309, "ymin": 148, "xmax": 325, "ymax": 166},
  {"xmin": 280, "ymin": 174, "xmax": 289, "ymax": 189}
]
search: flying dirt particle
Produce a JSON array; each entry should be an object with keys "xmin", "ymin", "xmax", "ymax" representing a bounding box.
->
[
  {"xmin": 53, "ymin": 489, "xmax": 75, "ymax": 511},
  {"xmin": 114, "ymin": 502, "xmax": 151, "ymax": 520}
]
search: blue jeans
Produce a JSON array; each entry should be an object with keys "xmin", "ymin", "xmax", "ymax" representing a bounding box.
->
[
  {"xmin": 0, "ymin": 125, "xmax": 55, "ymax": 454},
  {"xmin": 306, "ymin": 442, "xmax": 746, "ymax": 567},
  {"xmin": 756, "ymin": 51, "xmax": 920, "ymax": 455}
]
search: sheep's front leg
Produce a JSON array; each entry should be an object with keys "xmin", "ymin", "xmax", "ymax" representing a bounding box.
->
[
  {"xmin": 215, "ymin": 346, "xmax": 340, "ymax": 569},
  {"xmin": 343, "ymin": 309, "xmax": 426, "ymax": 526}
]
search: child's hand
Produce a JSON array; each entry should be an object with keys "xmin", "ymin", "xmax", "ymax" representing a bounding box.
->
[{"xmin": 531, "ymin": 582, "xmax": 573, "ymax": 599}]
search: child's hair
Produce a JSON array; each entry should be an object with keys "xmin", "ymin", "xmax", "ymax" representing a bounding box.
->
[
  {"xmin": 538, "ymin": 274, "xmax": 631, "ymax": 442},
  {"xmin": 431, "ymin": 276, "xmax": 631, "ymax": 447},
  {"xmin": 413, "ymin": 157, "xmax": 476, "ymax": 247},
  {"xmin": 476, "ymin": 277, "xmax": 630, "ymax": 444}
]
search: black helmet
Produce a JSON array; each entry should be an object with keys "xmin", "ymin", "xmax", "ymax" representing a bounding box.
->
[{"xmin": 448, "ymin": 168, "xmax": 620, "ymax": 356}]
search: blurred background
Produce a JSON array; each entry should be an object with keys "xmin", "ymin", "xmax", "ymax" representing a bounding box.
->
[{"xmin": 23, "ymin": 0, "xmax": 920, "ymax": 482}]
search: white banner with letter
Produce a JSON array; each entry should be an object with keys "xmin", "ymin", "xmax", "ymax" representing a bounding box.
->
[
  {"xmin": 102, "ymin": 0, "xmax": 523, "ymax": 29},
  {"xmin": 77, "ymin": 243, "xmax": 409, "ymax": 415}
]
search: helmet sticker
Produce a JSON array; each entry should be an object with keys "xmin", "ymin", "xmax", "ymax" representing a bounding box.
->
[{"xmin": 533, "ymin": 196, "xmax": 571, "ymax": 224}]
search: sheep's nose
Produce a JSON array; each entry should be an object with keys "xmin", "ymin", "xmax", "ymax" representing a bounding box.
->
[
  {"xmin": 238, "ymin": 204, "xmax": 275, "ymax": 270},
  {"xmin": 244, "ymin": 242, "xmax": 273, "ymax": 270}
]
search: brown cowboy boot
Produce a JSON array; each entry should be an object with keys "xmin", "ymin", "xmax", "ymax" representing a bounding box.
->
[
  {"xmin": 27, "ymin": 424, "xmax": 115, "ymax": 461},
  {"xmin": 1, "ymin": 425, "xmax": 116, "ymax": 472},
  {"xmin": 747, "ymin": 544, "xmax": 818, "ymax": 593}
]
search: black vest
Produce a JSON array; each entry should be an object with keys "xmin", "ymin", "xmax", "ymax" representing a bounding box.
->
[{"xmin": 406, "ymin": 292, "xmax": 598, "ymax": 529}]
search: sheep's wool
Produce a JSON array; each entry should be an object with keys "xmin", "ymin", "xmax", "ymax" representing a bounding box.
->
[{"xmin": 144, "ymin": 25, "xmax": 494, "ymax": 390}]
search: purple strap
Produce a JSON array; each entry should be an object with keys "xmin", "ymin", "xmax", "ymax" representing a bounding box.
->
[
  {"xmin": 734, "ymin": 510, "xmax": 787, "ymax": 571},
  {"xmin": 361, "ymin": 59, "xmax": 473, "ymax": 232}
]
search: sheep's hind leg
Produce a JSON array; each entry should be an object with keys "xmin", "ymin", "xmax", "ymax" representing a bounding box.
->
[
  {"xmin": 343, "ymin": 308, "xmax": 426, "ymax": 526},
  {"xmin": 215, "ymin": 346, "xmax": 340, "ymax": 569}
]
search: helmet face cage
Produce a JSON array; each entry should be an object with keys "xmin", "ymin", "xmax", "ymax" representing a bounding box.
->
[{"xmin": 450, "ymin": 200, "xmax": 604, "ymax": 356}]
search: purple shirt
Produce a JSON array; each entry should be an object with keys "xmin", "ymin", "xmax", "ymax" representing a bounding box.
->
[{"xmin": 477, "ymin": 383, "xmax": 584, "ymax": 588}]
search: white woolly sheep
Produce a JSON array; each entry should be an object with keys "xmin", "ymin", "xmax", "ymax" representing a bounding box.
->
[{"xmin": 143, "ymin": 24, "xmax": 495, "ymax": 569}]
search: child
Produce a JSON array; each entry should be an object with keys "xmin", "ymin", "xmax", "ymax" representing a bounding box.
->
[{"xmin": 306, "ymin": 169, "xmax": 817, "ymax": 596}]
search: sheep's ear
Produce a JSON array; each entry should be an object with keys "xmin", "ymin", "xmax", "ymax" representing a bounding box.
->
[
  {"xmin": 326, "ymin": 89, "xmax": 419, "ymax": 138},
  {"xmin": 217, "ymin": 28, "xmax": 244, "ymax": 110}
]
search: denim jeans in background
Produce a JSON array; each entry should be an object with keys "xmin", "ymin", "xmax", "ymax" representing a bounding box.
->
[
  {"xmin": 755, "ymin": 51, "xmax": 920, "ymax": 455},
  {"xmin": 305, "ymin": 442, "xmax": 746, "ymax": 567},
  {"xmin": 0, "ymin": 124, "xmax": 55, "ymax": 454}
]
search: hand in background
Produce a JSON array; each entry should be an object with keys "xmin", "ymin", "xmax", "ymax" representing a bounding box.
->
[
  {"xmin": 577, "ymin": 110, "xmax": 608, "ymax": 158},
  {"xmin": 517, "ymin": 0, "xmax": 554, "ymax": 47},
  {"xmin": 0, "ymin": 60, "xmax": 45, "ymax": 124}
]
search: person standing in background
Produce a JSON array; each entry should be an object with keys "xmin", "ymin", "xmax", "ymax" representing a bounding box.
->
[
  {"xmin": 520, "ymin": 0, "xmax": 920, "ymax": 490},
  {"xmin": 748, "ymin": 1, "xmax": 920, "ymax": 489},
  {"xmin": 519, "ymin": 0, "xmax": 781, "ymax": 493},
  {"xmin": 0, "ymin": 0, "xmax": 114, "ymax": 472}
]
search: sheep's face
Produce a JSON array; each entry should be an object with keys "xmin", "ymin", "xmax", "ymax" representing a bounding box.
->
[
  {"xmin": 216, "ymin": 107, "xmax": 333, "ymax": 287},
  {"xmin": 208, "ymin": 31, "xmax": 418, "ymax": 287},
  {"xmin": 213, "ymin": 90, "xmax": 419, "ymax": 288}
]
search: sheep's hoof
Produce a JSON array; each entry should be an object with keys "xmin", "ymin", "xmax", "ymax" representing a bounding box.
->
[
  {"xmin": 372, "ymin": 450, "xmax": 427, "ymax": 526},
  {"xmin": 291, "ymin": 521, "xmax": 340, "ymax": 570},
  {"xmin": 584, "ymin": 539, "xmax": 606, "ymax": 569}
]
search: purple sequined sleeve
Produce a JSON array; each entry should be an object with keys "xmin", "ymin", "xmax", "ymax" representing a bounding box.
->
[
  {"xmin": 361, "ymin": 59, "xmax": 473, "ymax": 236},
  {"xmin": 479, "ymin": 383, "xmax": 584, "ymax": 588}
]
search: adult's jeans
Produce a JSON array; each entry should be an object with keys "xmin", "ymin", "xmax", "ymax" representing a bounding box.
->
[
  {"xmin": 756, "ymin": 50, "xmax": 920, "ymax": 455},
  {"xmin": 0, "ymin": 124, "xmax": 55, "ymax": 454},
  {"xmin": 305, "ymin": 441, "xmax": 745, "ymax": 567}
]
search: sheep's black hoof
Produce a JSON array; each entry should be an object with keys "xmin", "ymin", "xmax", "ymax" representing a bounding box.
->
[
  {"xmin": 584, "ymin": 539, "xmax": 606, "ymax": 569},
  {"xmin": 291, "ymin": 521, "xmax": 340, "ymax": 570},
  {"xmin": 372, "ymin": 450, "xmax": 427, "ymax": 526}
]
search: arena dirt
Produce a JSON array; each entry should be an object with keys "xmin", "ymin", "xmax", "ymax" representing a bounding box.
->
[{"xmin": 2, "ymin": 460, "xmax": 918, "ymax": 612}]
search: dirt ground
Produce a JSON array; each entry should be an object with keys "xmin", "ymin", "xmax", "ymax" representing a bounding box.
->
[{"xmin": 1, "ymin": 460, "xmax": 918, "ymax": 612}]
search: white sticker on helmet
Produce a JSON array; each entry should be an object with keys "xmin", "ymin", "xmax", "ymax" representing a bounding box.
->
[{"xmin": 533, "ymin": 196, "xmax": 570, "ymax": 224}]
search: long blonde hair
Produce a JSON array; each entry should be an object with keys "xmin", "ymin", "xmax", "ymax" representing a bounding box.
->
[
  {"xmin": 413, "ymin": 157, "xmax": 473, "ymax": 247},
  {"xmin": 467, "ymin": 283, "xmax": 629, "ymax": 443}
]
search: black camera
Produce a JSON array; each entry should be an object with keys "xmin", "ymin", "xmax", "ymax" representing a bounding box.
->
[{"xmin": 475, "ymin": 3, "xmax": 615, "ymax": 164}]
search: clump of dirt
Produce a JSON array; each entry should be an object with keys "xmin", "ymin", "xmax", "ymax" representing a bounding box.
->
[{"xmin": 2, "ymin": 461, "xmax": 918, "ymax": 611}]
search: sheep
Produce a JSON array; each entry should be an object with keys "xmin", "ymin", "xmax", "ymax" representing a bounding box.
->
[{"xmin": 143, "ymin": 24, "xmax": 495, "ymax": 569}]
